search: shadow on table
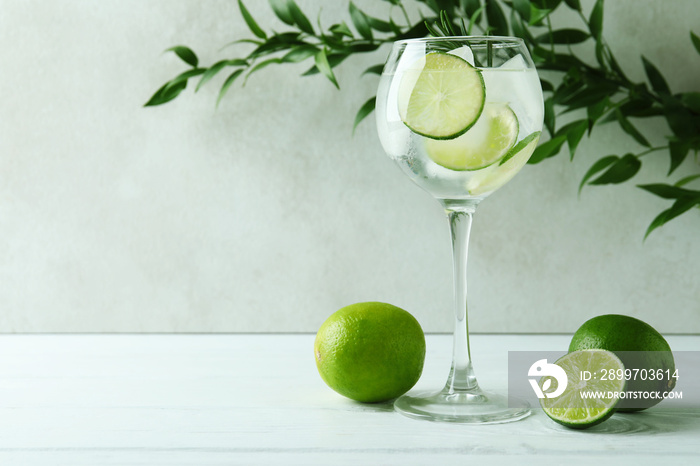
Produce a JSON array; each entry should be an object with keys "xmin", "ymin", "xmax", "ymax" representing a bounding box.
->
[{"xmin": 346, "ymin": 400, "xmax": 396, "ymax": 413}]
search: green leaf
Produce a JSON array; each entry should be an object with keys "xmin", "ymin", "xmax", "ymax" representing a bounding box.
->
[
  {"xmin": 533, "ymin": 47, "xmax": 589, "ymax": 71},
  {"xmin": 661, "ymin": 94, "xmax": 697, "ymax": 138},
  {"xmin": 145, "ymin": 69, "xmax": 206, "ymax": 106},
  {"xmin": 166, "ymin": 68, "xmax": 206, "ymax": 87},
  {"xmin": 668, "ymin": 141, "xmax": 690, "ymax": 175},
  {"xmin": 462, "ymin": 0, "xmax": 482, "ymax": 17},
  {"xmin": 165, "ymin": 46, "xmax": 198, "ymax": 68},
  {"xmin": 618, "ymin": 98, "xmax": 655, "ymax": 118},
  {"xmin": 468, "ymin": 5, "xmax": 486, "ymax": 35},
  {"xmin": 528, "ymin": 135, "xmax": 566, "ymax": 164},
  {"xmin": 314, "ymin": 48, "xmax": 340, "ymax": 89},
  {"xmin": 680, "ymin": 92, "xmax": 700, "ymax": 113},
  {"xmin": 637, "ymin": 183, "xmax": 699, "ymax": 200},
  {"xmin": 217, "ymin": 69, "xmax": 244, "ymax": 107},
  {"xmin": 579, "ymin": 155, "xmax": 618, "ymax": 194},
  {"xmin": 615, "ymin": 109, "xmax": 650, "ymax": 147},
  {"xmin": 594, "ymin": 42, "xmax": 606, "ymax": 74},
  {"xmin": 196, "ymin": 62, "xmax": 228, "ymax": 92},
  {"xmin": 552, "ymin": 78, "xmax": 584, "ymax": 106},
  {"xmin": 588, "ymin": 0, "xmax": 604, "ymax": 40},
  {"xmin": 353, "ymin": 97, "xmax": 376, "ymax": 135},
  {"xmin": 281, "ymin": 45, "xmax": 318, "ymax": 63},
  {"xmin": 247, "ymin": 32, "xmax": 304, "ymax": 59},
  {"xmin": 529, "ymin": 6, "xmax": 551, "ymax": 26},
  {"xmin": 196, "ymin": 59, "xmax": 246, "ymax": 92},
  {"xmin": 422, "ymin": 0, "xmax": 455, "ymax": 13},
  {"xmin": 544, "ymin": 97, "xmax": 556, "ymax": 135},
  {"xmin": 389, "ymin": 18, "xmax": 403, "ymax": 35},
  {"xmin": 485, "ymin": 0, "xmax": 509, "ymax": 36},
  {"xmin": 346, "ymin": 43, "xmax": 381, "ymax": 53},
  {"xmin": 244, "ymin": 58, "xmax": 283, "ymax": 84},
  {"xmin": 510, "ymin": 9, "xmax": 535, "ymax": 43},
  {"xmin": 362, "ymin": 64, "xmax": 384, "ymax": 76},
  {"xmin": 556, "ymin": 119, "xmax": 588, "ymax": 159},
  {"xmin": 367, "ymin": 15, "xmax": 393, "ymax": 33},
  {"xmin": 606, "ymin": 49, "xmax": 629, "ymax": 83},
  {"xmin": 675, "ymin": 174, "xmax": 700, "ymax": 187},
  {"xmin": 288, "ymin": 0, "xmax": 314, "ymax": 35},
  {"xmin": 238, "ymin": 0, "xmax": 266, "ymax": 39},
  {"xmin": 534, "ymin": 0, "xmax": 564, "ymax": 8},
  {"xmin": 226, "ymin": 38, "xmax": 263, "ymax": 49},
  {"xmin": 269, "ymin": 0, "xmax": 294, "ymax": 25},
  {"xmin": 586, "ymin": 98, "xmax": 608, "ymax": 132},
  {"xmin": 641, "ymin": 56, "xmax": 670, "ymax": 95},
  {"xmin": 302, "ymin": 53, "xmax": 348, "ymax": 76},
  {"xmin": 691, "ymin": 31, "xmax": 700, "ymax": 55},
  {"xmin": 512, "ymin": 0, "xmax": 531, "ymax": 21},
  {"xmin": 564, "ymin": 0, "xmax": 581, "ymax": 10},
  {"xmin": 536, "ymin": 28, "xmax": 590, "ymax": 44},
  {"xmin": 329, "ymin": 22, "xmax": 354, "ymax": 37},
  {"xmin": 144, "ymin": 80, "xmax": 188, "ymax": 107},
  {"xmin": 589, "ymin": 153, "xmax": 641, "ymax": 185},
  {"xmin": 643, "ymin": 197, "xmax": 700, "ymax": 239},
  {"xmin": 559, "ymin": 82, "xmax": 619, "ymax": 112},
  {"xmin": 349, "ymin": 2, "xmax": 373, "ymax": 40}
]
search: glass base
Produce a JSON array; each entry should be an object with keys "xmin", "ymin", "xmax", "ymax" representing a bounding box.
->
[{"xmin": 394, "ymin": 388, "xmax": 530, "ymax": 424}]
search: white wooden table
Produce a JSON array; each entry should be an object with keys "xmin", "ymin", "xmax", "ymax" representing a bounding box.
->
[{"xmin": 0, "ymin": 334, "xmax": 697, "ymax": 465}]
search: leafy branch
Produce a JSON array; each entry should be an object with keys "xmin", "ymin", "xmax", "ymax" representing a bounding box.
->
[{"xmin": 145, "ymin": 0, "xmax": 700, "ymax": 239}]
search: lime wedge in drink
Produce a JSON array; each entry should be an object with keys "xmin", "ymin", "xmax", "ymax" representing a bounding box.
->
[
  {"xmin": 424, "ymin": 103, "xmax": 519, "ymax": 171},
  {"xmin": 466, "ymin": 131, "xmax": 540, "ymax": 195},
  {"xmin": 398, "ymin": 52, "xmax": 485, "ymax": 140},
  {"xmin": 540, "ymin": 350, "xmax": 626, "ymax": 430},
  {"xmin": 500, "ymin": 131, "xmax": 540, "ymax": 165}
]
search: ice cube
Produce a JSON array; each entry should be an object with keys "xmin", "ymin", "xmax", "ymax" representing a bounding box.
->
[
  {"xmin": 498, "ymin": 54, "xmax": 527, "ymax": 70},
  {"xmin": 481, "ymin": 66, "xmax": 543, "ymax": 137},
  {"xmin": 448, "ymin": 46, "xmax": 475, "ymax": 66}
]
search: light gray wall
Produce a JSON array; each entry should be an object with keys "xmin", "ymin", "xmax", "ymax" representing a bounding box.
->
[{"xmin": 1, "ymin": 0, "xmax": 698, "ymax": 333}]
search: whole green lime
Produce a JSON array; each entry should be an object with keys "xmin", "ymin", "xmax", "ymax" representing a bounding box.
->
[
  {"xmin": 314, "ymin": 302, "xmax": 426, "ymax": 403},
  {"xmin": 569, "ymin": 314, "xmax": 675, "ymax": 412}
]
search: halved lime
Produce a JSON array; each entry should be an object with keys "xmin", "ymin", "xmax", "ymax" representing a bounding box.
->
[
  {"xmin": 467, "ymin": 131, "xmax": 540, "ymax": 195},
  {"xmin": 398, "ymin": 52, "xmax": 485, "ymax": 140},
  {"xmin": 424, "ymin": 103, "xmax": 519, "ymax": 171},
  {"xmin": 540, "ymin": 350, "xmax": 626, "ymax": 430}
]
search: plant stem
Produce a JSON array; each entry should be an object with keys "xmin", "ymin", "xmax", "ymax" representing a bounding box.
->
[
  {"xmin": 637, "ymin": 146, "xmax": 668, "ymax": 157},
  {"xmin": 546, "ymin": 15, "xmax": 555, "ymax": 54},
  {"xmin": 399, "ymin": 3, "xmax": 411, "ymax": 27}
]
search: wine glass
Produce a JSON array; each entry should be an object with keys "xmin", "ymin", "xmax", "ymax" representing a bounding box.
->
[{"xmin": 375, "ymin": 36, "xmax": 544, "ymax": 423}]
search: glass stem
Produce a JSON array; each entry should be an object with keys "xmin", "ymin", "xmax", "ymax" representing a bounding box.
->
[{"xmin": 444, "ymin": 206, "xmax": 479, "ymax": 393}]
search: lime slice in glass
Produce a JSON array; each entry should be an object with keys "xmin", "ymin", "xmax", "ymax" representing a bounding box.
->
[
  {"xmin": 466, "ymin": 131, "xmax": 540, "ymax": 195},
  {"xmin": 424, "ymin": 103, "xmax": 519, "ymax": 171},
  {"xmin": 540, "ymin": 350, "xmax": 626, "ymax": 430},
  {"xmin": 398, "ymin": 52, "xmax": 485, "ymax": 140}
]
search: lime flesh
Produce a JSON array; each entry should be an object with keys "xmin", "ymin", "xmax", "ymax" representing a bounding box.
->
[
  {"xmin": 424, "ymin": 103, "xmax": 519, "ymax": 171},
  {"xmin": 540, "ymin": 350, "xmax": 626, "ymax": 429},
  {"xmin": 399, "ymin": 52, "xmax": 485, "ymax": 140},
  {"xmin": 466, "ymin": 131, "xmax": 540, "ymax": 195}
]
